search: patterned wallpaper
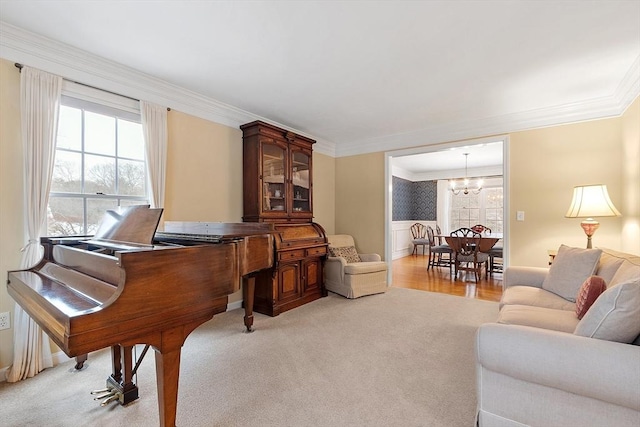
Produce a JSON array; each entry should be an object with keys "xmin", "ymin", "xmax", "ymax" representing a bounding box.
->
[{"xmin": 392, "ymin": 176, "xmax": 437, "ymax": 221}]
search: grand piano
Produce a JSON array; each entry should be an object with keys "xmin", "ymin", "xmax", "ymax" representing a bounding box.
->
[{"xmin": 7, "ymin": 205, "xmax": 275, "ymax": 427}]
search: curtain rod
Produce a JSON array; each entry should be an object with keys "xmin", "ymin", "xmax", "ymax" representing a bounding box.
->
[{"xmin": 14, "ymin": 63, "xmax": 170, "ymax": 111}]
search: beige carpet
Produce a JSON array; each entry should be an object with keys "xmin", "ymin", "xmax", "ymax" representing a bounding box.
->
[{"xmin": 0, "ymin": 287, "xmax": 498, "ymax": 427}]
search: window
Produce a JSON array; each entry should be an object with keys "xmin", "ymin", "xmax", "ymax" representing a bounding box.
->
[
  {"xmin": 47, "ymin": 89, "xmax": 147, "ymax": 236},
  {"xmin": 449, "ymin": 186, "xmax": 503, "ymax": 233}
]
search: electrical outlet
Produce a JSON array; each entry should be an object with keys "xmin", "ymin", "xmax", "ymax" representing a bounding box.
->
[{"xmin": 0, "ymin": 312, "xmax": 10, "ymax": 330}]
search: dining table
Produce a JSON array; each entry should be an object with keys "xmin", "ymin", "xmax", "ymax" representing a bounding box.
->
[{"xmin": 441, "ymin": 233, "xmax": 503, "ymax": 252}]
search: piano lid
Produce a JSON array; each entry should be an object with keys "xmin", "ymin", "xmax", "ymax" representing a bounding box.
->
[{"xmin": 86, "ymin": 205, "xmax": 163, "ymax": 248}]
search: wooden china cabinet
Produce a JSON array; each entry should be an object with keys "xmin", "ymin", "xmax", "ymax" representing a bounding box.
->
[{"xmin": 240, "ymin": 120, "xmax": 328, "ymax": 316}]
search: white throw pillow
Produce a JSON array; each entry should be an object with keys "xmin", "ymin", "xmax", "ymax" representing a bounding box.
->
[
  {"xmin": 574, "ymin": 279, "xmax": 640, "ymax": 343},
  {"xmin": 542, "ymin": 245, "xmax": 602, "ymax": 302}
]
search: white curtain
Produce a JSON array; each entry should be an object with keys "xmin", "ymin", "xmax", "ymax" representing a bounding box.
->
[
  {"xmin": 437, "ymin": 180, "xmax": 451, "ymax": 233},
  {"xmin": 6, "ymin": 67, "xmax": 62, "ymax": 382},
  {"xmin": 141, "ymin": 101, "xmax": 167, "ymax": 208}
]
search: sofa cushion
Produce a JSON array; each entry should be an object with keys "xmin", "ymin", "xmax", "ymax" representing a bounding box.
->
[
  {"xmin": 541, "ymin": 245, "xmax": 602, "ymax": 302},
  {"xmin": 344, "ymin": 261, "xmax": 387, "ymax": 275},
  {"xmin": 500, "ymin": 285, "xmax": 575, "ymax": 311},
  {"xmin": 608, "ymin": 260, "xmax": 640, "ymax": 288},
  {"xmin": 575, "ymin": 276, "xmax": 607, "ymax": 320},
  {"xmin": 574, "ymin": 279, "xmax": 640, "ymax": 343},
  {"xmin": 595, "ymin": 250, "xmax": 627, "ymax": 283},
  {"xmin": 497, "ymin": 304, "xmax": 579, "ymax": 333},
  {"xmin": 329, "ymin": 246, "xmax": 361, "ymax": 263}
]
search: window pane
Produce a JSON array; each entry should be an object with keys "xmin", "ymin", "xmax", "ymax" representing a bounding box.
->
[
  {"xmin": 120, "ymin": 200, "xmax": 148, "ymax": 207},
  {"xmin": 48, "ymin": 197, "xmax": 84, "ymax": 236},
  {"xmin": 85, "ymin": 154, "xmax": 115, "ymax": 194},
  {"xmin": 56, "ymin": 106, "xmax": 82, "ymax": 150},
  {"xmin": 51, "ymin": 151, "xmax": 82, "ymax": 193},
  {"xmin": 118, "ymin": 159, "xmax": 146, "ymax": 196},
  {"xmin": 87, "ymin": 198, "xmax": 119, "ymax": 234},
  {"xmin": 85, "ymin": 111, "xmax": 115, "ymax": 156},
  {"xmin": 118, "ymin": 119, "xmax": 145, "ymax": 160}
]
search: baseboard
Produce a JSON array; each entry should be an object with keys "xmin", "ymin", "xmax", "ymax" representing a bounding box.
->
[
  {"xmin": 52, "ymin": 350, "xmax": 72, "ymax": 365},
  {"xmin": 227, "ymin": 300, "xmax": 243, "ymax": 311}
]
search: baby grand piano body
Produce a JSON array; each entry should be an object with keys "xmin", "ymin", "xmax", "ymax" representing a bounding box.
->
[{"xmin": 7, "ymin": 206, "xmax": 275, "ymax": 427}]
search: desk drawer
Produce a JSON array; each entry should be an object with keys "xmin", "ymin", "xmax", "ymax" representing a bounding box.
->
[
  {"xmin": 278, "ymin": 249, "xmax": 305, "ymax": 261},
  {"xmin": 306, "ymin": 246, "xmax": 327, "ymax": 257}
]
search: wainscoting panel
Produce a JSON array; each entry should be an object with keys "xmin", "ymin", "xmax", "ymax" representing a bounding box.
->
[{"xmin": 392, "ymin": 221, "xmax": 436, "ymax": 259}]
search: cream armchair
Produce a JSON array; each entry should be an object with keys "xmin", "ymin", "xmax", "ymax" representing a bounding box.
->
[{"xmin": 324, "ymin": 234, "xmax": 388, "ymax": 299}]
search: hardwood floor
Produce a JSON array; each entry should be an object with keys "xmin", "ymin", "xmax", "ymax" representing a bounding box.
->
[{"xmin": 391, "ymin": 254, "xmax": 503, "ymax": 302}]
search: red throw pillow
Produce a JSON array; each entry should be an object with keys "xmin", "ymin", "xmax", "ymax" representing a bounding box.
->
[{"xmin": 575, "ymin": 276, "xmax": 607, "ymax": 320}]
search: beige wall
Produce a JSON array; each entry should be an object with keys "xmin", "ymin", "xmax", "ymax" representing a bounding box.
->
[
  {"xmin": 313, "ymin": 151, "xmax": 336, "ymax": 235},
  {"xmin": 509, "ymin": 118, "xmax": 624, "ymax": 266},
  {"xmin": 621, "ymin": 97, "xmax": 640, "ymax": 255},
  {"xmin": 0, "ymin": 59, "xmax": 24, "ymax": 370},
  {"xmin": 335, "ymin": 152, "xmax": 386, "ymax": 257},
  {"xmin": 164, "ymin": 111, "xmax": 244, "ymax": 223}
]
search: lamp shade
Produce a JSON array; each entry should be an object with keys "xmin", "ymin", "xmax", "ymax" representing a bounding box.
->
[{"xmin": 565, "ymin": 185, "xmax": 621, "ymax": 218}]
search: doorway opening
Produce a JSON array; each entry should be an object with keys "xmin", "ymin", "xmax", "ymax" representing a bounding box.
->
[{"xmin": 384, "ymin": 135, "xmax": 510, "ymax": 286}]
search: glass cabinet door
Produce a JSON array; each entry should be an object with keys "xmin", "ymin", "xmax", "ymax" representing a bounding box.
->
[
  {"xmin": 291, "ymin": 148, "xmax": 310, "ymax": 213},
  {"xmin": 262, "ymin": 142, "xmax": 286, "ymax": 213}
]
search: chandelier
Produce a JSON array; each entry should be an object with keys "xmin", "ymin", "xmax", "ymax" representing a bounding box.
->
[{"xmin": 450, "ymin": 153, "xmax": 483, "ymax": 195}]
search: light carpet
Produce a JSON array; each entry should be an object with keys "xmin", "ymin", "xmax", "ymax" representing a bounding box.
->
[{"xmin": 0, "ymin": 287, "xmax": 499, "ymax": 427}]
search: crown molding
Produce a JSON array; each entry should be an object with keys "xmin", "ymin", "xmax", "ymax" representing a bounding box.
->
[
  {"xmin": 337, "ymin": 55, "xmax": 640, "ymax": 158},
  {"xmin": 0, "ymin": 22, "xmax": 337, "ymax": 157}
]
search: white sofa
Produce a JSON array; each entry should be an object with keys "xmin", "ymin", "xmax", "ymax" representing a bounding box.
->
[{"xmin": 476, "ymin": 246, "xmax": 640, "ymax": 427}]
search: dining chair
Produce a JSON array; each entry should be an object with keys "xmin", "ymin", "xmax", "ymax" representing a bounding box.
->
[
  {"xmin": 435, "ymin": 224, "xmax": 447, "ymax": 246},
  {"xmin": 471, "ymin": 224, "xmax": 492, "ymax": 234},
  {"xmin": 471, "ymin": 224, "xmax": 501, "ymax": 274},
  {"xmin": 410, "ymin": 223, "xmax": 429, "ymax": 255},
  {"xmin": 426, "ymin": 225, "xmax": 452, "ymax": 271},
  {"xmin": 449, "ymin": 227, "xmax": 489, "ymax": 281},
  {"xmin": 488, "ymin": 245, "xmax": 503, "ymax": 275}
]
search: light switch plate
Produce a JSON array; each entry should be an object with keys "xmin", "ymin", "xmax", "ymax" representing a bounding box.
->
[{"xmin": 516, "ymin": 211, "xmax": 525, "ymax": 221}]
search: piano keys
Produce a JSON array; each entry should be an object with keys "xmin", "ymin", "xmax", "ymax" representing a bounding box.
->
[{"xmin": 7, "ymin": 206, "xmax": 275, "ymax": 427}]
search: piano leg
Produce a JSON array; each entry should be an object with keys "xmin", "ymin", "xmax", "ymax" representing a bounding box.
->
[
  {"xmin": 242, "ymin": 275, "xmax": 256, "ymax": 332},
  {"xmin": 75, "ymin": 353, "xmax": 88, "ymax": 370},
  {"xmin": 153, "ymin": 325, "xmax": 190, "ymax": 427}
]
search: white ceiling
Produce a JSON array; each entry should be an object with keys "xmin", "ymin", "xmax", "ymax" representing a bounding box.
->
[
  {"xmin": 0, "ymin": 1, "xmax": 638, "ymax": 162},
  {"xmin": 393, "ymin": 140, "xmax": 504, "ymax": 175}
]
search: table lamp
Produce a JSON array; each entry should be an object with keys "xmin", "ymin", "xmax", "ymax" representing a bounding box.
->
[{"xmin": 565, "ymin": 184, "xmax": 621, "ymax": 248}]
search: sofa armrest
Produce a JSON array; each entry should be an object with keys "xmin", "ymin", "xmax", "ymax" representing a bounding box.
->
[
  {"xmin": 324, "ymin": 256, "xmax": 347, "ymax": 282},
  {"xmin": 476, "ymin": 323, "xmax": 640, "ymax": 411},
  {"xmin": 503, "ymin": 266, "xmax": 548, "ymax": 289},
  {"xmin": 359, "ymin": 253, "xmax": 381, "ymax": 262}
]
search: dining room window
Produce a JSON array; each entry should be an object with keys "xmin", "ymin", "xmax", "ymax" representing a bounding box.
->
[{"xmin": 449, "ymin": 186, "xmax": 503, "ymax": 232}]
